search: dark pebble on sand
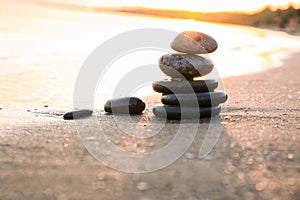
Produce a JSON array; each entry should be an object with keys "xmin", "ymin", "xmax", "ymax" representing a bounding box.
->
[
  {"xmin": 63, "ymin": 109, "xmax": 93, "ymax": 120},
  {"xmin": 104, "ymin": 97, "xmax": 145, "ymax": 115}
]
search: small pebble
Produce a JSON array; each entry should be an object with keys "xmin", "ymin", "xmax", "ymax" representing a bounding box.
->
[
  {"xmin": 97, "ymin": 173, "xmax": 106, "ymax": 180},
  {"xmin": 86, "ymin": 136, "xmax": 97, "ymax": 141},
  {"xmin": 203, "ymin": 155, "xmax": 212, "ymax": 161},
  {"xmin": 255, "ymin": 178, "xmax": 268, "ymax": 191},
  {"xmin": 247, "ymin": 158, "xmax": 253, "ymax": 165},
  {"xmin": 139, "ymin": 148, "xmax": 146, "ymax": 153},
  {"xmin": 147, "ymin": 142, "xmax": 155, "ymax": 147},
  {"xmin": 268, "ymin": 181, "xmax": 277, "ymax": 190},
  {"xmin": 287, "ymin": 153, "xmax": 294, "ymax": 160},
  {"xmin": 63, "ymin": 109, "xmax": 93, "ymax": 120},
  {"xmin": 185, "ymin": 152, "xmax": 195, "ymax": 159},
  {"xmin": 92, "ymin": 181, "xmax": 106, "ymax": 190},
  {"xmin": 137, "ymin": 181, "xmax": 150, "ymax": 191},
  {"xmin": 232, "ymin": 152, "xmax": 240, "ymax": 159},
  {"xmin": 224, "ymin": 163, "xmax": 235, "ymax": 174},
  {"xmin": 224, "ymin": 116, "xmax": 230, "ymax": 120}
]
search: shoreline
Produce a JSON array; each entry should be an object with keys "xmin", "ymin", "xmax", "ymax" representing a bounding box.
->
[{"xmin": 0, "ymin": 52, "xmax": 300, "ymax": 199}]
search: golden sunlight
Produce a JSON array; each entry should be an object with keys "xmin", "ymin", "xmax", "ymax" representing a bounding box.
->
[{"xmin": 88, "ymin": 0, "xmax": 300, "ymax": 13}]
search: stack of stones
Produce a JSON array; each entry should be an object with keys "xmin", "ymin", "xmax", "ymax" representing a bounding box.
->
[{"xmin": 152, "ymin": 31, "xmax": 227, "ymax": 120}]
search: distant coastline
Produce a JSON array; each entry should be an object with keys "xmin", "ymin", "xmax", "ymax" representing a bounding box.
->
[
  {"xmin": 34, "ymin": 1, "xmax": 300, "ymax": 35},
  {"xmin": 108, "ymin": 6, "xmax": 300, "ymax": 35}
]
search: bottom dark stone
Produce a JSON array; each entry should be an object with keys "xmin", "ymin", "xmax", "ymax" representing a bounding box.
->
[{"xmin": 152, "ymin": 105, "xmax": 221, "ymax": 120}]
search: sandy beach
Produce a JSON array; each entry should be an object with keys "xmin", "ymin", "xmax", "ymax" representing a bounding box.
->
[{"xmin": 0, "ymin": 50, "xmax": 299, "ymax": 199}]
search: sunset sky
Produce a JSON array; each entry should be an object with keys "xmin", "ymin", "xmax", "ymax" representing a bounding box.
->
[
  {"xmin": 85, "ymin": 0, "xmax": 300, "ymax": 13},
  {"xmin": 3, "ymin": 0, "xmax": 300, "ymax": 14}
]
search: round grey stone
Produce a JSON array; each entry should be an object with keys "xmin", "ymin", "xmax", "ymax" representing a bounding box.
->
[
  {"xmin": 158, "ymin": 53, "xmax": 214, "ymax": 79},
  {"xmin": 153, "ymin": 105, "xmax": 221, "ymax": 120},
  {"xmin": 104, "ymin": 97, "xmax": 145, "ymax": 115},
  {"xmin": 171, "ymin": 31, "xmax": 218, "ymax": 54},
  {"xmin": 161, "ymin": 91, "xmax": 227, "ymax": 107},
  {"xmin": 152, "ymin": 79, "xmax": 218, "ymax": 94}
]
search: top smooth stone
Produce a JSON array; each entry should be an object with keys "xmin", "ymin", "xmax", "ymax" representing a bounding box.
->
[{"xmin": 171, "ymin": 31, "xmax": 218, "ymax": 54}]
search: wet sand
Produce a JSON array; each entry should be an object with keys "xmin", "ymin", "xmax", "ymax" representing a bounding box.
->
[{"xmin": 0, "ymin": 52, "xmax": 300, "ymax": 199}]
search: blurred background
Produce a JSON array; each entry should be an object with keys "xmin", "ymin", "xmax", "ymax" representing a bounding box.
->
[{"xmin": 1, "ymin": 0, "xmax": 300, "ymax": 115}]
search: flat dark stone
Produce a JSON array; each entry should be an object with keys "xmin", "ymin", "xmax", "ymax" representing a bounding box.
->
[
  {"xmin": 152, "ymin": 79, "xmax": 218, "ymax": 94},
  {"xmin": 104, "ymin": 97, "xmax": 145, "ymax": 115},
  {"xmin": 63, "ymin": 109, "xmax": 93, "ymax": 120},
  {"xmin": 161, "ymin": 91, "xmax": 227, "ymax": 107},
  {"xmin": 158, "ymin": 53, "xmax": 214, "ymax": 79},
  {"xmin": 153, "ymin": 105, "xmax": 221, "ymax": 119}
]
